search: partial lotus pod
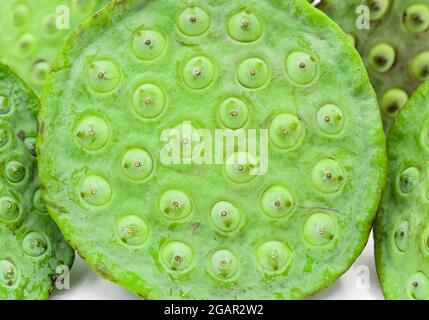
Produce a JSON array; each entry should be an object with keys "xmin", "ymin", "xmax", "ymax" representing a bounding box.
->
[
  {"xmin": 0, "ymin": 0, "xmax": 110, "ymax": 94},
  {"xmin": 38, "ymin": 0, "xmax": 386, "ymax": 299},
  {"xmin": 375, "ymin": 82, "xmax": 429, "ymax": 300},
  {"xmin": 0, "ymin": 63, "xmax": 74, "ymax": 299},
  {"xmin": 309, "ymin": 0, "xmax": 429, "ymax": 130}
]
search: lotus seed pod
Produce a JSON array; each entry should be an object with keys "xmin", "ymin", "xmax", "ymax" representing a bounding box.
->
[
  {"xmin": 38, "ymin": 0, "xmax": 386, "ymax": 299},
  {"xmin": 310, "ymin": 0, "xmax": 429, "ymax": 130},
  {"xmin": 375, "ymin": 81, "xmax": 429, "ymax": 300},
  {"xmin": 0, "ymin": 63, "xmax": 73, "ymax": 299},
  {"xmin": 0, "ymin": 0, "xmax": 110, "ymax": 94}
]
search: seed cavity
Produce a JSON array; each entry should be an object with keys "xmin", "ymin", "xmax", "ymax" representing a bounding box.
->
[
  {"xmin": 237, "ymin": 58, "xmax": 270, "ymax": 89},
  {"xmin": 160, "ymin": 190, "xmax": 192, "ymax": 221},
  {"xmin": 228, "ymin": 11, "xmax": 262, "ymax": 42},
  {"xmin": 210, "ymin": 201, "xmax": 241, "ymax": 233},
  {"xmin": 303, "ymin": 212, "xmax": 337, "ymax": 246},
  {"xmin": 22, "ymin": 232, "xmax": 48, "ymax": 257},
  {"xmin": 225, "ymin": 152, "xmax": 258, "ymax": 184},
  {"xmin": 286, "ymin": 51, "xmax": 318, "ymax": 85},
  {"xmin": 121, "ymin": 148, "xmax": 153, "ymax": 180},
  {"xmin": 177, "ymin": 7, "xmax": 210, "ymax": 36},
  {"xmin": 182, "ymin": 56, "xmax": 215, "ymax": 90},
  {"xmin": 411, "ymin": 51, "xmax": 429, "ymax": 82},
  {"xmin": 88, "ymin": 60, "xmax": 121, "ymax": 93},
  {"xmin": 261, "ymin": 186, "xmax": 294, "ymax": 219},
  {"xmin": 5, "ymin": 161, "xmax": 26, "ymax": 184},
  {"xmin": 218, "ymin": 97, "xmax": 249, "ymax": 129},
  {"xmin": 410, "ymin": 272, "xmax": 429, "ymax": 300},
  {"xmin": 368, "ymin": 0, "xmax": 390, "ymax": 21},
  {"xmin": 403, "ymin": 4, "xmax": 429, "ymax": 33},
  {"xmin": 256, "ymin": 241, "xmax": 291, "ymax": 273},
  {"xmin": 380, "ymin": 88, "xmax": 409, "ymax": 118},
  {"xmin": 399, "ymin": 167, "xmax": 420, "ymax": 194},
  {"xmin": 311, "ymin": 159, "xmax": 345, "ymax": 193},
  {"xmin": 0, "ymin": 195, "xmax": 20, "ymax": 221},
  {"xmin": 75, "ymin": 116, "xmax": 110, "ymax": 151},
  {"xmin": 394, "ymin": 220, "xmax": 409, "ymax": 253},
  {"xmin": 160, "ymin": 241, "xmax": 194, "ymax": 272},
  {"xmin": 368, "ymin": 43, "xmax": 396, "ymax": 74},
  {"xmin": 80, "ymin": 175, "xmax": 112, "ymax": 206},
  {"xmin": 316, "ymin": 104, "xmax": 344, "ymax": 135},
  {"xmin": 0, "ymin": 260, "xmax": 18, "ymax": 287},
  {"xmin": 269, "ymin": 113, "xmax": 304, "ymax": 149},
  {"xmin": 210, "ymin": 249, "xmax": 238, "ymax": 279},
  {"xmin": 117, "ymin": 215, "xmax": 149, "ymax": 246}
]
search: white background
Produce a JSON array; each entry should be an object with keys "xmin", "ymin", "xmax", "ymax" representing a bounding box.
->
[{"xmin": 51, "ymin": 232, "xmax": 384, "ymax": 300}]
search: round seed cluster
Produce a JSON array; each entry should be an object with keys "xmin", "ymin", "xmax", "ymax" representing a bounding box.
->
[
  {"xmin": 312, "ymin": 0, "xmax": 429, "ymax": 130},
  {"xmin": 39, "ymin": 0, "xmax": 386, "ymax": 299},
  {"xmin": 0, "ymin": 64, "xmax": 73, "ymax": 299},
  {"xmin": 376, "ymin": 81, "xmax": 429, "ymax": 300},
  {"xmin": 0, "ymin": 0, "xmax": 109, "ymax": 94}
]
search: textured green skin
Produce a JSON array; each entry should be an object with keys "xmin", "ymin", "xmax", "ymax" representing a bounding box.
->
[
  {"xmin": 313, "ymin": 0, "xmax": 429, "ymax": 129},
  {"xmin": 0, "ymin": 0, "xmax": 110, "ymax": 94},
  {"xmin": 0, "ymin": 63, "xmax": 74, "ymax": 300},
  {"xmin": 38, "ymin": 0, "xmax": 386, "ymax": 299},
  {"xmin": 375, "ymin": 82, "xmax": 429, "ymax": 300}
]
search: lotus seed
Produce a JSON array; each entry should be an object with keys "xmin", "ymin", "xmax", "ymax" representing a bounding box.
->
[
  {"xmin": 237, "ymin": 58, "xmax": 269, "ymax": 89},
  {"xmin": 178, "ymin": 7, "xmax": 210, "ymax": 37},
  {"xmin": 228, "ymin": 11, "xmax": 262, "ymax": 42},
  {"xmin": 210, "ymin": 201, "xmax": 241, "ymax": 233},
  {"xmin": 286, "ymin": 51, "xmax": 318, "ymax": 85}
]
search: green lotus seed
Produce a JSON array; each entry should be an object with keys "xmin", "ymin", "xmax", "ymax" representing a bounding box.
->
[
  {"xmin": 75, "ymin": 116, "xmax": 109, "ymax": 151},
  {"xmin": 24, "ymin": 137, "xmax": 37, "ymax": 157},
  {"xmin": 380, "ymin": 88, "xmax": 409, "ymax": 118},
  {"xmin": 10, "ymin": 3, "xmax": 30, "ymax": 26},
  {"xmin": 227, "ymin": 11, "xmax": 262, "ymax": 42},
  {"xmin": 210, "ymin": 249, "xmax": 238, "ymax": 279},
  {"xmin": 0, "ymin": 196, "xmax": 20, "ymax": 221},
  {"xmin": 121, "ymin": 148, "xmax": 153, "ymax": 181},
  {"xmin": 160, "ymin": 190, "xmax": 192, "ymax": 221},
  {"xmin": 316, "ymin": 104, "xmax": 344, "ymax": 135},
  {"xmin": 33, "ymin": 189, "xmax": 47, "ymax": 213},
  {"xmin": 80, "ymin": 175, "xmax": 112, "ymax": 206},
  {"xmin": 0, "ymin": 260, "xmax": 18, "ymax": 287},
  {"xmin": 394, "ymin": 221, "xmax": 409, "ymax": 253},
  {"xmin": 256, "ymin": 241, "xmax": 291, "ymax": 273},
  {"xmin": 0, "ymin": 96, "xmax": 10, "ymax": 115},
  {"xmin": 303, "ymin": 212, "xmax": 336, "ymax": 246},
  {"xmin": 177, "ymin": 6, "xmax": 210, "ymax": 36},
  {"xmin": 132, "ymin": 83, "xmax": 166, "ymax": 119},
  {"xmin": 286, "ymin": 51, "xmax": 318, "ymax": 85},
  {"xmin": 0, "ymin": 129, "xmax": 10, "ymax": 148},
  {"xmin": 311, "ymin": 159, "xmax": 345, "ymax": 193},
  {"xmin": 132, "ymin": 30, "xmax": 166, "ymax": 61},
  {"xmin": 269, "ymin": 113, "xmax": 304, "ymax": 149},
  {"xmin": 225, "ymin": 152, "xmax": 258, "ymax": 184},
  {"xmin": 210, "ymin": 201, "xmax": 241, "ymax": 233},
  {"xmin": 261, "ymin": 186, "xmax": 294, "ymax": 219},
  {"xmin": 368, "ymin": 0, "xmax": 390, "ymax": 21},
  {"xmin": 22, "ymin": 232, "xmax": 48, "ymax": 257},
  {"xmin": 399, "ymin": 167, "xmax": 420, "ymax": 194},
  {"xmin": 88, "ymin": 60, "xmax": 121, "ymax": 93},
  {"xmin": 117, "ymin": 215, "xmax": 149, "ymax": 246},
  {"xmin": 411, "ymin": 52, "xmax": 429, "ymax": 82},
  {"xmin": 5, "ymin": 161, "xmax": 26, "ymax": 183},
  {"xmin": 368, "ymin": 43, "xmax": 396, "ymax": 73},
  {"xmin": 182, "ymin": 56, "xmax": 215, "ymax": 90},
  {"xmin": 160, "ymin": 241, "xmax": 194, "ymax": 272},
  {"xmin": 16, "ymin": 33, "xmax": 36, "ymax": 57},
  {"xmin": 410, "ymin": 272, "xmax": 429, "ymax": 300},
  {"xmin": 237, "ymin": 57, "xmax": 269, "ymax": 89},
  {"xmin": 217, "ymin": 97, "xmax": 249, "ymax": 129},
  {"xmin": 403, "ymin": 4, "xmax": 429, "ymax": 33},
  {"xmin": 31, "ymin": 61, "xmax": 50, "ymax": 86},
  {"xmin": 43, "ymin": 14, "xmax": 59, "ymax": 35}
]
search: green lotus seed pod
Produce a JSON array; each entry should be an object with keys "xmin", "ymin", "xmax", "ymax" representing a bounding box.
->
[
  {"xmin": 0, "ymin": 0, "xmax": 110, "ymax": 94},
  {"xmin": 38, "ymin": 0, "xmax": 386, "ymax": 299},
  {"xmin": 411, "ymin": 51, "xmax": 429, "ymax": 82},
  {"xmin": 210, "ymin": 249, "xmax": 238, "ymax": 279},
  {"xmin": 286, "ymin": 51, "xmax": 318, "ymax": 85},
  {"xmin": 177, "ymin": 6, "xmax": 210, "ymax": 37},
  {"xmin": 375, "ymin": 81, "xmax": 429, "ymax": 299},
  {"xmin": 122, "ymin": 148, "xmax": 153, "ymax": 181},
  {"xmin": 312, "ymin": 0, "xmax": 429, "ymax": 131},
  {"xmin": 0, "ymin": 63, "xmax": 73, "ymax": 299},
  {"xmin": 227, "ymin": 11, "xmax": 262, "ymax": 42},
  {"xmin": 403, "ymin": 4, "xmax": 429, "ymax": 33},
  {"xmin": 380, "ymin": 88, "xmax": 409, "ymax": 118},
  {"xmin": 368, "ymin": 43, "xmax": 396, "ymax": 73},
  {"xmin": 261, "ymin": 186, "xmax": 295, "ymax": 219}
]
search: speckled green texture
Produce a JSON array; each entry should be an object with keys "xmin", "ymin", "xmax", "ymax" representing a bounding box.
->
[
  {"xmin": 311, "ymin": 0, "xmax": 429, "ymax": 130},
  {"xmin": 375, "ymin": 82, "xmax": 429, "ymax": 300},
  {"xmin": 0, "ymin": 63, "xmax": 74, "ymax": 300},
  {"xmin": 0, "ymin": 0, "xmax": 110, "ymax": 94},
  {"xmin": 38, "ymin": 0, "xmax": 386, "ymax": 299}
]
